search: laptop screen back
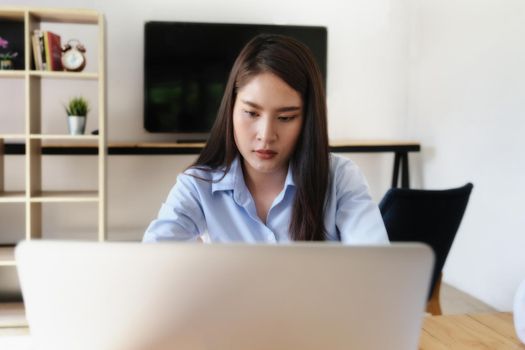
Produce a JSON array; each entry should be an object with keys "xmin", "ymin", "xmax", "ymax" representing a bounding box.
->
[{"xmin": 16, "ymin": 241, "xmax": 433, "ymax": 350}]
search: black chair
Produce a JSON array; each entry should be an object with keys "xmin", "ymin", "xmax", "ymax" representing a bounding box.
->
[{"xmin": 379, "ymin": 183, "xmax": 473, "ymax": 315}]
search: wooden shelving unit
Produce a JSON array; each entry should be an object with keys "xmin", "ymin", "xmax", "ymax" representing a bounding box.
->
[
  {"xmin": 29, "ymin": 191, "xmax": 99, "ymax": 202},
  {"xmin": 0, "ymin": 70, "xmax": 25, "ymax": 78},
  {"xmin": 29, "ymin": 70, "xmax": 98, "ymax": 79},
  {"xmin": 0, "ymin": 247, "xmax": 16, "ymax": 267},
  {"xmin": 0, "ymin": 6, "xmax": 106, "ymax": 266},
  {"xmin": 0, "ymin": 192, "xmax": 25, "ymax": 203}
]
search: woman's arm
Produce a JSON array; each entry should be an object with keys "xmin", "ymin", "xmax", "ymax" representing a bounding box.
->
[
  {"xmin": 143, "ymin": 173, "xmax": 207, "ymax": 242},
  {"xmin": 334, "ymin": 158, "xmax": 389, "ymax": 244}
]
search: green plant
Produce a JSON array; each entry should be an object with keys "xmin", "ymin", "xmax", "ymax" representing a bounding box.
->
[{"xmin": 65, "ymin": 97, "xmax": 89, "ymax": 117}]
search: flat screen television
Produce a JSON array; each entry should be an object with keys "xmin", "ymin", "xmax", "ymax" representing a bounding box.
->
[{"xmin": 144, "ymin": 21, "xmax": 327, "ymax": 136}]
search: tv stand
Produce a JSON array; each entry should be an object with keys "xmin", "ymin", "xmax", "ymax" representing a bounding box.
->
[
  {"xmin": 3, "ymin": 140, "xmax": 420, "ymax": 188},
  {"xmin": 175, "ymin": 139, "xmax": 207, "ymax": 144}
]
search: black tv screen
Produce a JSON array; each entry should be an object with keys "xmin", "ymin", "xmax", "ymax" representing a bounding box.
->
[{"xmin": 144, "ymin": 21, "xmax": 327, "ymax": 134}]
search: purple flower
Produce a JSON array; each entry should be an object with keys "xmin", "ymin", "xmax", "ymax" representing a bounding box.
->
[
  {"xmin": 0, "ymin": 37, "xmax": 18, "ymax": 61},
  {"xmin": 0, "ymin": 37, "xmax": 18, "ymax": 60},
  {"xmin": 0, "ymin": 37, "xmax": 8, "ymax": 49}
]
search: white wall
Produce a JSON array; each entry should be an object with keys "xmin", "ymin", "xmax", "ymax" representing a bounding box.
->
[
  {"xmin": 407, "ymin": 0, "xmax": 525, "ymax": 310},
  {"xmin": 4, "ymin": 0, "xmax": 523, "ymax": 310},
  {"xmin": 2, "ymin": 0, "xmax": 409, "ymax": 241}
]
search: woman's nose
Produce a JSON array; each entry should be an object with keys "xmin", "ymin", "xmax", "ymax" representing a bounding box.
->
[{"xmin": 256, "ymin": 117, "xmax": 277, "ymax": 142}]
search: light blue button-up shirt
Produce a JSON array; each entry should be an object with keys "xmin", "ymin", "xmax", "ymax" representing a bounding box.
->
[{"xmin": 143, "ymin": 154, "xmax": 388, "ymax": 244}]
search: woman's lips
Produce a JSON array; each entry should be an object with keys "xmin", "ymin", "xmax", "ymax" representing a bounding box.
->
[{"xmin": 254, "ymin": 149, "xmax": 277, "ymax": 160}]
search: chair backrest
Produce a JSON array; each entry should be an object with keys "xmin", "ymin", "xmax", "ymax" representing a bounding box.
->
[{"xmin": 379, "ymin": 183, "xmax": 473, "ymax": 300}]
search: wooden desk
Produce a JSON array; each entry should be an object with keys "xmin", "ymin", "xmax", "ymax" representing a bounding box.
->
[
  {"xmin": 3, "ymin": 140, "xmax": 421, "ymax": 188},
  {"xmin": 0, "ymin": 305, "xmax": 523, "ymax": 349},
  {"xmin": 420, "ymin": 312, "xmax": 525, "ymax": 349}
]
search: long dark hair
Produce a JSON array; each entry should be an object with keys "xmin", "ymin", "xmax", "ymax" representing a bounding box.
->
[{"xmin": 192, "ymin": 34, "xmax": 330, "ymax": 241}]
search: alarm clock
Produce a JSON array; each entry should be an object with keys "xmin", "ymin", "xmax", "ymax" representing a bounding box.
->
[{"xmin": 62, "ymin": 39, "xmax": 86, "ymax": 72}]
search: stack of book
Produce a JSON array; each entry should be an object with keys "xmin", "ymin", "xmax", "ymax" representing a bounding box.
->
[{"xmin": 31, "ymin": 30, "xmax": 63, "ymax": 71}]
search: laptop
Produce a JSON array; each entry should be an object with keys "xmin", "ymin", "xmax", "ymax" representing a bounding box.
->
[{"xmin": 15, "ymin": 241, "xmax": 434, "ymax": 350}]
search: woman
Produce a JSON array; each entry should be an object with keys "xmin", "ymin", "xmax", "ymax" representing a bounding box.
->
[{"xmin": 143, "ymin": 34, "xmax": 388, "ymax": 243}]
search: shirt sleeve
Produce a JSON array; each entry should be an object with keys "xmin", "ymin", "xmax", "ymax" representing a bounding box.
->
[
  {"xmin": 334, "ymin": 160, "xmax": 389, "ymax": 244},
  {"xmin": 143, "ymin": 173, "xmax": 207, "ymax": 242}
]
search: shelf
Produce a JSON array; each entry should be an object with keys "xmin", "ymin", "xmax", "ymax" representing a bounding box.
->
[
  {"xmin": 29, "ymin": 134, "xmax": 99, "ymax": 141},
  {"xmin": 0, "ymin": 192, "xmax": 25, "ymax": 203},
  {"xmin": 0, "ymin": 71, "xmax": 25, "ymax": 79},
  {"xmin": 27, "ymin": 136, "xmax": 101, "ymax": 149},
  {"xmin": 29, "ymin": 8, "xmax": 100, "ymax": 24},
  {"xmin": 0, "ymin": 8, "xmax": 25, "ymax": 20},
  {"xmin": 0, "ymin": 134, "xmax": 25, "ymax": 140},
  {"xmin": 29, "ymin": 191, "xmax": 99, "ymax": 203},
  {"xmin": 0, "ymin": 246, "xmax": 15, "ymax": 266},
  {"xmin": 29, "ymin": 71, "xmax": 98, "ymax": 80}
]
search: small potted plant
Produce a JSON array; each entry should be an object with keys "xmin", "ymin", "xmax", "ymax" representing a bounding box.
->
[
  {"xmin": 0, "ymin": 36, "xmax": 18, "ymax": 70},
  {"xmin": 65, "ymin": 97, "xmax": 89, "ymax": 135}
]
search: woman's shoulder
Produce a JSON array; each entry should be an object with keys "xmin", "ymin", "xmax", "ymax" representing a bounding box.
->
[
  {"xmin": 328, "ymin": 153, "xmax": 367, "ymax": 189},
  {"xmin": 180, "ymin": 165, "xmax": 226, "ymax": 184},
  {"xmin": 329, "ymin": 153, "xmax": 360, "ymax": 175}
]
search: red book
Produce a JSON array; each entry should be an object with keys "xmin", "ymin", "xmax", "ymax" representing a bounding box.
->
[{"xmin": 43, "ymin": 31, "xmax": 63, "ymax": 71}]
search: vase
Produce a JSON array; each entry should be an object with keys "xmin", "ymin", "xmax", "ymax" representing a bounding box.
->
[
  {"xmin": 515, "ymin": 279, "xmax": 525, "ymax": 344},
  {"xmin": 0, "ymin": 59, "xmax": 13, "ymax": 70},
  {"xmin": 67, "ymin": 116, "xmax": 86, "ymax": 135}
]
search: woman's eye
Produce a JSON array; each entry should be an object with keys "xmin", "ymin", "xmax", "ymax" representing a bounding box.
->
[
  {"xmin": 278, "ymin": 115, "xmax": 297, "ymax": 122},
  {"xmin": 242, "ymin": 110, "xmax": 258, "ymax": 117}
]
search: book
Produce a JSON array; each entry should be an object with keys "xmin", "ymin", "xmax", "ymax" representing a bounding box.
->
[
  {"xmin": 33, "ymin": 30, "xmax": 46, "ymax": 70},
  {"xmin": 43, "ymin": 31, "xmax": 63, "ymax": 71},
  {"xmin": 31, "ymin": 32, "xmax": 42, "ymax": 70}
]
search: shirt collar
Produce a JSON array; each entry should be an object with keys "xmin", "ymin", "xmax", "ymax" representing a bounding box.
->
[
  {"xmin": 211, "ymin": 156, "xmax": 296, "ymax": 195},
  {"xmin": 210, "ymin": 156, "xmax": 241, "ymax": 194},
  {"xmin": 283, "ymin": 162, "xmax": 296, "ymax": 189}
]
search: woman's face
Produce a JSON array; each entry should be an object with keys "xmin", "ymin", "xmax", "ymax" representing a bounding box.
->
[{"xmin": 233, "ymin": 72, "xmax": 304, "ymax": 177}]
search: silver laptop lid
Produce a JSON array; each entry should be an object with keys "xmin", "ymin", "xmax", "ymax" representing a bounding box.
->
[{"xmin": 16, "ymin": 241, "xmax": 433, "ymax": 350}]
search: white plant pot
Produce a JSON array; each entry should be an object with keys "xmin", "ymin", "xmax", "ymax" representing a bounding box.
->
[
  {"xmin": 515, "ymin": 280, "xmax": 525, "ymax": 344},
  {"xmin": 0, "ymin": 59, "xmax": 13, "ymax": 70},
  {"xmin": 67, "ymin": 116, "xmax": 86, "ymax": 135}
]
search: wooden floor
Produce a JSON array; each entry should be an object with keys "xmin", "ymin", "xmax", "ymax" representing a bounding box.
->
[{"xmin": 440, "ymin": 282, "xmax": 496, "ymax": 314}]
